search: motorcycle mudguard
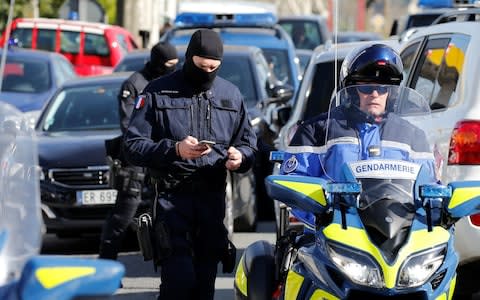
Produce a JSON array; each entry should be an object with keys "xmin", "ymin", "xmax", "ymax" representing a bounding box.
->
[
  {"xmin": 17, "ymin": 255, "xmax": 124, "ymax": 300},
  {"xmin": 265, "ymin": 175, "xmax": 329, "ymax": 214},
  {"xmin": 446, "ymin": 181, "xmax": 480, "ymax": 218},
  {"xmin": 234, "ymin": 240, "xmax": 275, "ymax": 300}
]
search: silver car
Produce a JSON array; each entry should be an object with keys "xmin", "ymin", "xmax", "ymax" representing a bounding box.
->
[{"xmin": 398, "ymin": 11, "xmax": 480, "ymax": 298}]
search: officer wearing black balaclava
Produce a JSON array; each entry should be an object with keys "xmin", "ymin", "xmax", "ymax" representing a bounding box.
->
[
  {"xmin": 98, "ymin": 41, "xmax": 178, "ymax": 262},
  {"xmin": 123, "ymin": 29, "xmax": 257, "ymax": 300}
]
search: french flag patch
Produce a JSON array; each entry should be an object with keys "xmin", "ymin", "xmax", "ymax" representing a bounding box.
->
[{"xmin": 135, "ymin": 95, "xmax": 146, "ymax": 109}]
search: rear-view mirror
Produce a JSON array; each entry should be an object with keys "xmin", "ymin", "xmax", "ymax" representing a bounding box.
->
[
  {"xmin": 265, "ymin": 174, "xmax": 330, "ymax": 215},
  {"xmin": 445, "ymin": 181, "xmax": 480, "ymax": 219}
]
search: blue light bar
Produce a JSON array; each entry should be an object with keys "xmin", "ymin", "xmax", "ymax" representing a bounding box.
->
[
  {"xmin": 418, "ymin": 0, "xmax": 453, "ymax": 7},
  {"xmin": 174, "ymin": 12, "xmax": 277, "ymax": 28},
  {"xmin": 420, "ymin": 184, "xmax": 452, "ymax": 198},
  {"xmin": 326, "ymin": 182, "xmax": 361, "ymax": 194},
  {"xmin": 269, "ymin": 151, "xmax": 285, "ymax": 163}
]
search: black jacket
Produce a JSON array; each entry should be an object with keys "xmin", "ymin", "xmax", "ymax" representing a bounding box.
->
[
  {"xmin": 118, "ymin": 65, "xmax": 157, "ymax": 134},
  {"xmin": 124, "ymin": 70, "xmax": 257, "ymax": 188}
]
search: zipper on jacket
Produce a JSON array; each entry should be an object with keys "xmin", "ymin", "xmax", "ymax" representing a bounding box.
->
[{"xmin": 207, "ymin": 101, "xmax": 211, "ymax": 135}]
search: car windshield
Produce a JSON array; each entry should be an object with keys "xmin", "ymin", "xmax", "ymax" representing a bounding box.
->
[
  {"xmin": 1, "ymin": 59, "xmax": 51, "ymax": 93},
  {"xmin": 114, "ymin": 56, "xmax": 148, "ymax": 72},
  {"xmin": 301, "ymin": 58, "xmax": 344, "ymax": 120},
  {"xmin": 261, "ymin": 48, "xmax": 292, "ymax": 87},
  {"xmin": 40, "ymin": 82, "xmax": 120, "ymax": 132}
]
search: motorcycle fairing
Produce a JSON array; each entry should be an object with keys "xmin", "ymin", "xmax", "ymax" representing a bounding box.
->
[
  {"xmin": 18, "ymin": 256, "xmax": 124, "ymax": 300},
  {"xmin": 323, "ymin": 222, "xmax": 450, "ymax": 289},
  {"xmin": 234, "ymin": 256, "xmax": 248, "ymax": 297},
  {"xmin": 446, "ymin": 181, "xmax": 480, "ymax": 218},
  {"xmin": 284, "ymin": 269, "xmax": 341, "ymax": 300}
]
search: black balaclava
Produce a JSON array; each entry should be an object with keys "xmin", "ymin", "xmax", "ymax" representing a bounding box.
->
[
  {"xmin": 147, "ymin": 41, "xmax": 178, "ymax": 77},
  {"xmin": 182, "ymin": 29, "xmax": 223, "ymax": 92}
]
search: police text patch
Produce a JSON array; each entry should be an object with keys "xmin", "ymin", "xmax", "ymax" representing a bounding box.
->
[{"xmin": 348, "ymin": 159, "xmax": 421, "ymax": 179}]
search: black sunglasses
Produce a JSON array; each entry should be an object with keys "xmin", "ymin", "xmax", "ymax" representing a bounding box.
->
[{"xmin": 356, "ymin": 85, "xmax": 389, "ymax": 95}]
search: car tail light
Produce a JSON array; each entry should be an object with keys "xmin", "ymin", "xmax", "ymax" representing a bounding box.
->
[
  {"xmin": 470, "ymin": 214, "xmax": 480, "ymax": 227},
  {"xmin": 448, "ymin": 120, "xmax": 480, "ymax": 165}
]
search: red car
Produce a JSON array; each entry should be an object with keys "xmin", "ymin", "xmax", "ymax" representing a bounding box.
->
[{"xmin": 0, "ymin": 18, "xmax": 139, "ymax": 76}]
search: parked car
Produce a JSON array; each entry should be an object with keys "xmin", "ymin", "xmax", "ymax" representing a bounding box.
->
[
  {"xmin": 114, "ymin": 44, "xmax": 293, "ymax": 229},
  {"xmin": 35, "ymin": 73, "xmax": 131, "ymax": 237},
  {"xmin": 388, "ymin": 0, "xmax": 475, "ymax": 41},
  {"xmin": 0, "ymin": 18, "xmax": 139, "ymax": 76},
  {"xmin": 332, "ymin": 31, "xmax": 383, "ymax": 43},
  {"xmin": 278, "ymin": 15, "xmax": 331, "ymax": 50},
  {"xmin": 396, "ymin": 12, "xmax": 480, "ymax": 298},
  {"xmin": 0, "ymin": 47, "xmax": 77, "ymax": 115},
  {"xmin": 161, "ymin": 12, "xmax": 301, "ymax": 94}
]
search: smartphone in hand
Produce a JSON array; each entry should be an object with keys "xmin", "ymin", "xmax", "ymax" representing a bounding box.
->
[{"xmin": 198, "ymin": 140, "xmax": 216, "ymax": 146}]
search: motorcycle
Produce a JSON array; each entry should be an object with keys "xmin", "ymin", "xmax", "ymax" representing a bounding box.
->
[
  {"xmin": 234, "ymin": 85, "xmax": 480, "ymax": 299},
  {"xmin": 0, "ymin": 102, "xmax": 124, "ymax": 300}
]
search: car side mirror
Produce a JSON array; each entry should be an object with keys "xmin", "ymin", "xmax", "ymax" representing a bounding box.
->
[
  {"xmin": 272, "ymin": 105, "xmax": 292, "ymax": 127},
  {"xmin": 262, "ymin": 84, "xmax": 294, "ymax": 108}
]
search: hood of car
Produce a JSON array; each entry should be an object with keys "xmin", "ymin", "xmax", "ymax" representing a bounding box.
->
[
  {"xmin": 37, "ymin": 130, "xmax": 120, "ymax": 168},
  {"xmin": 0, "ymin": 91, "xmax": 52, "ymax": 112}
]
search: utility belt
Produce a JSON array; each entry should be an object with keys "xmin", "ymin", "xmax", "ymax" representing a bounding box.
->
[
  {"xmin": 149, "ymin": 169, "xmax": 226, "ymax": 194},
  {"xmin": 106, "ymin": 156, "xmax": 145, "ymax": 196}
]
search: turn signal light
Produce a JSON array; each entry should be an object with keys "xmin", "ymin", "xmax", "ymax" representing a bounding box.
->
[{"xmin": 448, "ymin": 120, "xmax": 480, "ymax": 165}]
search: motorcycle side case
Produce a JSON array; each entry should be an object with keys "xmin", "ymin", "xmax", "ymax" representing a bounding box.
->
[{"xmin": 234, "ymin": 240, "xmax": 275, "ymax": 300}]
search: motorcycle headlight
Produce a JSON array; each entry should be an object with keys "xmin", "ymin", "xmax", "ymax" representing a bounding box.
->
[
  {"xmin": 327, "ymin": 242, "xmax": 384, "ymax": 288},
  {"xmin": 397, "ymin": 245, "xmax": 446, "ymax": 288}
]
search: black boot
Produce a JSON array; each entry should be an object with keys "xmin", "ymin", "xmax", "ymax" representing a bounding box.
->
[{"xmin": 98, "ymin": 240, "xmax": 118, "ymax": 260}]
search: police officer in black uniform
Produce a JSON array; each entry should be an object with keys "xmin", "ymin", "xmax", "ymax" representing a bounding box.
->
[
  {"xmin": 124, "ymin": 29, "xmax": 257, "ymax": 300},
  {"xmin": 99, "ymin": 41, "xmax": 178, "ymax": 260}
]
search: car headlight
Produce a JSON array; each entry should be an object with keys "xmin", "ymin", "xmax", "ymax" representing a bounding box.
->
[
  {"xmin": 327, "ymin": 242, "xmax": 384, "ymax": 288},
  {"xmin": 397, "ymin": 245, "xmax": 446, "ymax": 288}
]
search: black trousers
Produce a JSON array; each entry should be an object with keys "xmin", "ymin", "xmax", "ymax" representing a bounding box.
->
[
  {"xmin": 99, "ymin": 165, "xmax": 143, "ymax": 260},
  {"xmin": 156, "ymin": 188, "xmax": 228, "ymax": 300}
]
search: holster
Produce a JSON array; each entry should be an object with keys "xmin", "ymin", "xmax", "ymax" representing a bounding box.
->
[
  {"xmin": 152, "ymin": 217, "xmax": 173, "ymax": 266},
  {"xmin": 136, "ymin": 213, "xmax": 154, "ymax": 261},
  {"xmin": 221, "ymin": 240, "xmax": 237, "ymax": 273},
  {"xmin": 107, "ymin": 156, "xmax": 145, "ymax": 196}
]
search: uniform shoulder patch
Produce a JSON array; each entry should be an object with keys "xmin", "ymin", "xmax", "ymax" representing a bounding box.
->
[
  {"xmin": 121, "ymin": 89, "xmax": 131, "ymax": 98},
  {"xmin": 135, "ymin": 95, "xmax": 146, "ymax": 109},
  {"xmin": 283, "ymin": 155, "xmax": 298, "ymax": 174}
]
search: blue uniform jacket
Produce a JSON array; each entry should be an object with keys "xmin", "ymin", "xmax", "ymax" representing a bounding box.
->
[
  {"xmin": 124, "ymin": 70, "xmax": 257, "ymax": 185},
  {"xmin": 280, "ymin": 107, "xmax": 436, "ymax": 227}
]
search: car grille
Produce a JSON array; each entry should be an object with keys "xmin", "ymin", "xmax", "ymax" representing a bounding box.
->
[{"xmin": 48, "ymin": 167, "xmax": 109, "ymax": 187}]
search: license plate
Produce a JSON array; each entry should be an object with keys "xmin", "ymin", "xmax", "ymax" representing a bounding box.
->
[{"xmin": 77, "ymin": 189, "xmax": 118, "ymax": 205}]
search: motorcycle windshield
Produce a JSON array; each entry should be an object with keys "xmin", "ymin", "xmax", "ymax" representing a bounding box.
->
[
  {"xmin": 323, "ymin": 84, "xmax": 433, "ymax": 207},
  {"xmin": 0, "ymin": 102, "xmax": 42, "ymax": 286}
]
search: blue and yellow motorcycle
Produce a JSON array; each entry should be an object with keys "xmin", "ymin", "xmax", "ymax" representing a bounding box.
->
[
  {"xmin": 0, "ymin": 102, "xmax": 124, "ymax": 300},
  {"xmin": 234, "ymin": 85, "xmax": 480, "ymax": 299}
]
